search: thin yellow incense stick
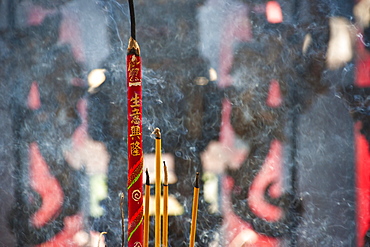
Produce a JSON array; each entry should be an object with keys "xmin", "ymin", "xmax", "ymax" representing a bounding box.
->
[
  {"xmin": 153, "ymin": 128, "xmax": 162, "ymax": 247},
  {"xmin": 162, "ymin": 161, "xmax": 169, "ymax": 247},
  {"xmin": 189, "ymin": 172, "xmax": 200, "ymax": 247},
  {"xmin": 120, "ymin": 193, "xmax": 125, "ymax": 247},
  {"xmin": 144, "ymin": 169, "xmax": 150, "ymax": 247}
]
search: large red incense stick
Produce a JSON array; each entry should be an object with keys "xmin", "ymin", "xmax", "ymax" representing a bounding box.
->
[{"xmin": 126, "ymin": 0, "xmax": 143, "ymax": 246}]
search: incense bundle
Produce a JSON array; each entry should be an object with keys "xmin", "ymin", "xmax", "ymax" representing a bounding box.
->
[
  {"xmin": 189, "ymin": 172, "xmax": 200, "ymax": 247},
  {"xmin": 127, "ymin": 0, "xmax": 143, "ymax": 246}
]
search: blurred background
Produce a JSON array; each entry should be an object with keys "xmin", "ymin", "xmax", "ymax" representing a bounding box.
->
[{"xmin": 0, "ymin": 0, "xmax": 369, "ymax": 246}]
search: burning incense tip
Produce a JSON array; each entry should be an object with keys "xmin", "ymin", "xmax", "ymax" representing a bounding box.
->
[
  {"xmin": 120, "ymin": 192, "xmax": 125, "ymax": 217},
  {"xmin": 120, "ymin": 192, "xmax": 124, "ymax": 205},
  {"xmin": 163, "ymin": 161, "xmax": 168, "ymax": 186},
  {"xmin": 145, "ymin": 168, "xmax": 150, "ymax": 185},
  {"xmin": 152, "ymin": 128, "xmax": 161, "ymax": 139},
  {"xmin": 195, "ymin": 172, "xmax": 200, "ymax": 188}
]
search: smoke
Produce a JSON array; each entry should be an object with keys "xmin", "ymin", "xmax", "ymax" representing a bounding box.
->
[{"xmin": 0, "ymin": 0, "xmax": 366, "ymax": 246}]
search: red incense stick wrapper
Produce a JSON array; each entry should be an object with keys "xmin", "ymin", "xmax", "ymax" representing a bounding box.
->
[{"xmin": 127, "ymin": 35, "xmax": 143, "ymax": 247}]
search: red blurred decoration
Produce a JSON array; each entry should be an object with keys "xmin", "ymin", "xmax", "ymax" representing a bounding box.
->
[
  {"xmin": 222, "ymin": 176, "xmax": 280, "ymax": 247},
  {"xmin": 29, "ymin": 142, "xmax": 64, "ymax": 227},
  {"xmin": 28, "ymin": 5, "xmax": 85, "ymax": 62},
  {"xmin": 27, "ymin": 81, "xmax": 41, "ymax": 110},
  {"xmin": 249, "ymin": 140, "xmax": 283, "ymax": 222},
  {"xmin": 355, "ymin": 38, "xmax": 370, "ymax": 247},
  {"xmin": 266, "ymin": 1, "xmax": 283, "ymax": 24},
  {"xmin": 266, "ymin": 79, "xmax": 282, "ymax": 108},
  {"xmin": 355, "ymin": 122, "xmax": 370, "ymax": 247},
  {"xmin": 29, "ymin": 141, "xmax": 84, "ymax": 246}
]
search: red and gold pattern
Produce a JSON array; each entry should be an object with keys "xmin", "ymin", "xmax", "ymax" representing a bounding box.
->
[{"xmin": 127, "ymin": 37, "xmax": 143, "ymax": 247}]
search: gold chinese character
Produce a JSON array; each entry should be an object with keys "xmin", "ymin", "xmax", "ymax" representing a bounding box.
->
[
  {"xmin": 128, "ymin": 55, "xmax": 142, "ymax": 87},
  {"xmin": 130, "ymin": 93, "xmax": 141, "ymax": 108},
  {"xmin": 130, "ymin": 141, "xmax": 141, "ymax": 156},
  {"xmin": 128, "ymin": 68, "xmax": 139, "ymax": 81},
  {"xmin": 130, "ymin": 126, "xmax": 141, "ymax": 137},
  {"xmin": 131, "ymin": 114, "xmax": 141, "ymax": 125},
  {"xmin": 130, "ymin": 108, "xmax": 141, "ymax": 117},
  {"xmin": 128, "ymin": 55, "xmax": 140, "ymax": 69}
]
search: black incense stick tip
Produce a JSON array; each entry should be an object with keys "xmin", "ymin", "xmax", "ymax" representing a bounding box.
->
[
  {"xmin": 120, "ymin": 192, "xmax": 125, "ymax": 210},
  {"xmin": 195, "ymin": 172, "xmax": 200, "ymax": 189},
  {"xmin": 163, "ymin": 161, "xmax": 168, "ymax": 186},
  {"xmin": 145, "ymin": 168, "xmax": 150, "ymax": 185}
]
